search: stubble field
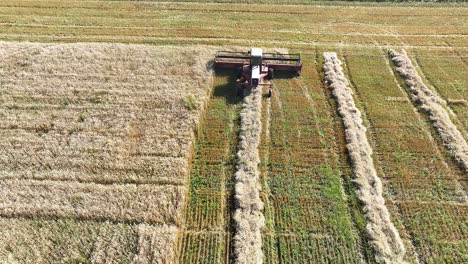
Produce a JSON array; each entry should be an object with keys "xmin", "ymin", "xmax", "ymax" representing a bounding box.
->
[{"xmin": 0, "ymin": 0, "xmax": 466, "ymax": 263}]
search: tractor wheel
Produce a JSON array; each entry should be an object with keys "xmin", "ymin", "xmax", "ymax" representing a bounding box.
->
[
  {"xmin": 236, "ymin": 85, "xmax": 243, "ymax": 97},
  {"xmin": 236, "ymin": 67, "xmax": 243, "ymax": 79},
  {"xmin": 267, "ymin": 68, "xmax": 274, "ymax": 80}
]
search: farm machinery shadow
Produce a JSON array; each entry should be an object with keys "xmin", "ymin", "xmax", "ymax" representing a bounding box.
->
[{"xmin": 213, "ymin": 68, "xmax": 243, "ymax": 105}]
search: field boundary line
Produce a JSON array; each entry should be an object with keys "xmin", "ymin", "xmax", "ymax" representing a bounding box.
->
[
  {"xmin": 2, "ymin": 23, "xmax": 467, "ymax": 38},
  {"xmin": 323, "ymin": 52, "xmax": 406, "ymax": 264},
  {"xmin": 0, "ymin": 175, "xmax": 184, "ymax": 186},
  {"xmin": 1, "ymin": 34, "xmax": 466, "ymax": 51},
  {"xmin": 2, "ymin": 2, "xmax": 468, "ymax": 15}
]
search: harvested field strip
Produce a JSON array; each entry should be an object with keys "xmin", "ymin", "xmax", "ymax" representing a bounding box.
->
[
  {"xmin": 344, "ymin": 49, "xmax": 467, "ymax": 263},
  {"xmin": 0, "ymin": 27, "xmax": 456, "ymax": 49},
  {"xmin": 177, "ymin": 71, "xmax": 241, "ymax": 263},
  {"xmin": 258, "ymin": 85, "xmax": 278, "ymax": 264},
  {"xmin": 323, "ymin": 52, "xmax": 405, "ymax": 263},
  {"xmin": 261, "ymin": 68, "xmax": 366, "ymax": 262},
  {"xmin": 232, "ymin": 87, "xmax": 264, "ymax": 263},
  {"xmin": 307, "ymin": 49, "xmax": 376, "ymax": 261},
  {"xmin": 0, "ymin": 217, "xmax": 178, "ymax": 263},
  {"xmin": 0, "ymin": 1, "xmax": 466, "ymax": 47},
  {"xmin": 388, "ymin": 49, "xmax": 468, "ymax": 173},
  {"xmin": 0, "ymin": 23, "xmax": 465, "ymax": 39},
  {"xmin": 2, "ymin": 1, "xmax": 467, "ymax": 16},
  {"xmin": 0, "ymin": 33, "xmax": 464, "ymax": 53}
]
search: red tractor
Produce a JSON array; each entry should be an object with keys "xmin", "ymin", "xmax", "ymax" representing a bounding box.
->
[{"xmin": 214, "ymin": 48, "xmax": 302, "ymax": 97}]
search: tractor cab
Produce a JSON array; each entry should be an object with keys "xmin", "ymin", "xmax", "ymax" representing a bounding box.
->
[
  {"xmin": 249, "ymin": 48, "xmax": 263, "ymax": 66},
  {"xmin": 249, "ymin": 48, "xmax": 263, "ymax": 87}
]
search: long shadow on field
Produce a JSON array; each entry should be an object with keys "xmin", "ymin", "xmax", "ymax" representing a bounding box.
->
[
  {"xmin": 213, "ymin": 68, "xmax": 242, "ymax": 105},
  {"xmin": 274, "ymin": 71, "xmax": 297, "ymax": 80}
]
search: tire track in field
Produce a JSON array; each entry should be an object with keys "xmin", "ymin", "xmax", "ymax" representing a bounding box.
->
[
  {"xmin": 1, "ymin": 22, "xmax": 466, "ymax": 38},
  {"xmin": 258, "ymin": 84, "xmax": 280, "ymax": 263},
  {"xmin": 266, "ymin": 69, "xmax": 365, "ymax": 262},
  {"xmin": 441, "ymin": 40, "xmax": 468, "ymax": 67}
]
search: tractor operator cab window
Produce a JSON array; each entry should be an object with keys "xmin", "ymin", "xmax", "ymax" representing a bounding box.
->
[
  {"xmin": 251, "ymin": 78, "xmax": 259, "ymax": 87},
  {"xmin": 251, "ymin": 64, "xmax": 260, "ymax": 87},
  {"xmin": 250, "ymin": 55, "xmax": 261, "ymax": 66}
]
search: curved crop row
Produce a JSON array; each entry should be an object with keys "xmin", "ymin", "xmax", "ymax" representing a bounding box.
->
[{"xmin": 323, "ymin": 52, "xmax": 406, "ymax": 264}]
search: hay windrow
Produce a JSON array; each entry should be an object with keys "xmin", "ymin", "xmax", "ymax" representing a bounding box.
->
[
  {"xmin": 233, "ymin": 88, "xmax": 264, "ymax": 264},
  {"xmin": 388, "ymin": 49, "xmax": 468, "ymax": 173},
  {"xmin": 323, "ymin": 52, "xmax": 406, "ymax": 264}
]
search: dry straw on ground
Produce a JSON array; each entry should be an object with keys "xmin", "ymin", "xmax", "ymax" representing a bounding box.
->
[
  {"xmin": 388, "ymin": 49, "xmax": 468, "ymax": 172},
  {"xmin": 0, "ymin": 179, "xmax": 185, "ymax": 225},
  {"xmin": 0, "ymin": 42, "xmax": 214, "ymax": 263},
  {"xmin": 0, "ymin": 218, "xmax": 177, "ymax": 264},
  {"xmin": 323, "ymin": 52, "xmax": 406, "ymax": 264},
  {"xmin": 0, "ymin": 41, "xmax": 213, "ymax": 185},
  {"xmin": 233, "ymin": 88, "xmax": 265, "ymax": 264},
  {"xmin": 131, "ymin": 225, "xmax": 178, "ymax": 264}
]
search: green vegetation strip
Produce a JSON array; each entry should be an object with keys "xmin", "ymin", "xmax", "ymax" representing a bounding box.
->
[
  {"xmin": 261, "ymin": 68, "xmax": 366, "ymax": 262},
  {"xmin": 177, "ymin": 71, "xmax": 240, "ymax": 263}
]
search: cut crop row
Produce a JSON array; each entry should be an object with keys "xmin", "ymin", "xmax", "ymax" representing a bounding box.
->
[
  {"xmin": 409, "ymin": 48, "xmax": 467, "ymax": 137},
  {"xmin": 343, "ymin": 49, "xmax": 467, "ymax": 263}
]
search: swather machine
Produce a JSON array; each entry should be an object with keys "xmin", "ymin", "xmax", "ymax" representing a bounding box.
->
[{"xmin": 214, "ymin": 48, "xmax": 302, "ymax": 97}]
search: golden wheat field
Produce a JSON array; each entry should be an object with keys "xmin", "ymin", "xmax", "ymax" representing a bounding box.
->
[{"xmin": 0, "ymin": 0, "xmax": 466, "ymax": 263}]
